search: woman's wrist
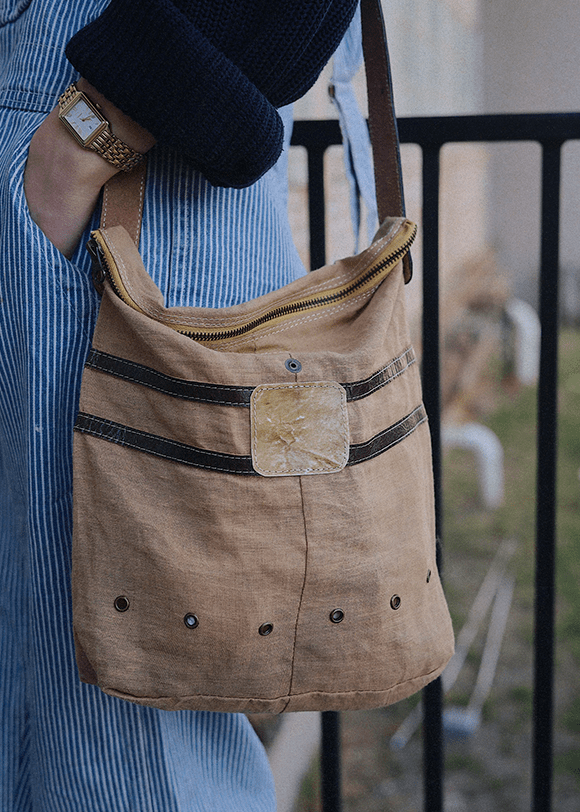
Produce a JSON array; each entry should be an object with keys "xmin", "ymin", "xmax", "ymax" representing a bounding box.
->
[
  {"xmin": 25, "ymin": 105, "xmax": 121, "ymax": 205},
  {"xmin": 24, "ymin": 107, "xmax": 114, "ymax": 256},
  {"xmin": 24, "ymin": 80, "xmax": 155, "ymax": 258}
]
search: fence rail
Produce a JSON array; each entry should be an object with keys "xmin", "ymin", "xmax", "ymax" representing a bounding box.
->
[{"xmin": 290, "ymin": 111, "xmax": 580, "ymax": 812}]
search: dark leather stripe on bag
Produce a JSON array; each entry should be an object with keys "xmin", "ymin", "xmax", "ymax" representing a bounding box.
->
[
  {"xmin": 74, "ymin": 404, "xmax": 428, "ymax": 473},
  {"xmin": 347, "ymin": 405, "xmax": 427, "ymax": 464},
  {"xmin": 84, "ymin": 346, "xmax": 417, "ymax": 405},
  {"xmin": 85, "ymin": 348, "xmax": 253, "ymax": 405}
]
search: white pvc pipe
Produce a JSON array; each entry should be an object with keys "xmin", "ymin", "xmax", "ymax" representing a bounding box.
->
[
  {"xmin": 504, "ymin": 297, "xmax": 541, "ymax": 385},
  {"xmin": 442, "ymin": 423, "xmax": 504, "ymax": 509}
]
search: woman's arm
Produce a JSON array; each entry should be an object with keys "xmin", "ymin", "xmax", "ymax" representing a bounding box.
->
[{"xmin": 24, "ymin": 78, "xmax": 155, "ymax": 258}]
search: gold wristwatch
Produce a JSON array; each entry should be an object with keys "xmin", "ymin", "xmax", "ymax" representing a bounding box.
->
[{"xmin": 58, "ymin": 83, "xmax": 144, "ymax": 172}]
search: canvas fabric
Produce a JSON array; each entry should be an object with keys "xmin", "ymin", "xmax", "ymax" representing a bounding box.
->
[{"xmin": 72, "ymin": 209, "xmax": 454, "ymax": 712}]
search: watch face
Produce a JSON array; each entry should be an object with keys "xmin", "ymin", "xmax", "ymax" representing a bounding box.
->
[{"xmin": 63, "ymin": 96, "xmax": 103, "ymax": 143}]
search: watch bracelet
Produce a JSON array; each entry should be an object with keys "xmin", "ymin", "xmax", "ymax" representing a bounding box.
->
[
  {"xmin": 58, "ymin": 84, "xmax": 144, "ymax": 172},
  {"xmin": 91, "ymin": 129, "xmax": 144, "ymax": 172},
  {"xmin": 58, "ymin": 84, "xmax": 79, "ymax": 107}
]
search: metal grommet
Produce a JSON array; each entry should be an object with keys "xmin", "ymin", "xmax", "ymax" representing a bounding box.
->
[
  {"xmin": 114, "ymin": 596, "xmax": 130, "ymax": 613},
  {"xmin": 329, "ymin": 608, "xmax": 344, "ymax": 624},
  {"xmin": 258, "ymin": 622, "xmax": 274, "ymax": 636},
  {"xmin": 184, "ymin": 613, "xmax": 199, "ymax": 629},
  {"xmin": 390, "ymin": 595, "xmax": 401, "ymax": 610},
  {"xmin": 426, "ymin": 569, "xmax": 432, "ymax": 583},
  {"xmin": 284, "ymin": 358, "xmax": 302, "ymax": 373}
]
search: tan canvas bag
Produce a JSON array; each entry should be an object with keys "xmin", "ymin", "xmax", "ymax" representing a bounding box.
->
[{"xmin": 72, "ymin": 0, "xmax": 454, "ymax": 713}]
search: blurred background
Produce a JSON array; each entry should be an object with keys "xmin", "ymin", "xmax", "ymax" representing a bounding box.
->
[{"xmin": 253, "ymin": 1, "xmax": 580, "ymax": 810}]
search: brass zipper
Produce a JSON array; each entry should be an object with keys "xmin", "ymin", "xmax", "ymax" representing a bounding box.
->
[{"xmin": 88, "ymin": 219, "xmax": 416, "ymax": 343}]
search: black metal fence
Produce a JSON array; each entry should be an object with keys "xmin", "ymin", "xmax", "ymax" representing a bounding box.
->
[{"xmin": 291, "ymin": 112, "xmax": 580, "ymax": 812}]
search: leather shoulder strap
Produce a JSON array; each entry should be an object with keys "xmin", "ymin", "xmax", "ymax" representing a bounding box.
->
[
  {"xmin": 100, "ymin": 161, "xmax": 147, "ymax": 246},
  {"xmin": 361, "ymin": 0, "xmax": 411, "ymax": 280},
  {"xmin": 361, "ymin": 0, "xmax": 406, "ymax": 223},
  {"xmin": 100, "ymin": 0, "xmax": 409, "ymax": 276}
]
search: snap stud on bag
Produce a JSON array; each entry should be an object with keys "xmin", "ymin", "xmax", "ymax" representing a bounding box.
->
[{"xmin": 71, "ymin": 0, "xmax": 454, "ymax": 713}]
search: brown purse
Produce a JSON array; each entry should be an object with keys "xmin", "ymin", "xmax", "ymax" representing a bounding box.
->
[{"xmin": 72, "ymin": 0, "xmax": 454, "ymax": 713}]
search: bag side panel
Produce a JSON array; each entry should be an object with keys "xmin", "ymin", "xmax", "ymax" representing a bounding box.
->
[
  {"xmin": 288, "ymin": 421, "xmax": 454, "ymax": 706},
  {"xmin": 72, "ymin": 443, "xmax": 309, "ymax": 705}
]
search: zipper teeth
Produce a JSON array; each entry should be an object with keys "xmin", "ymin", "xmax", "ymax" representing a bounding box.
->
[
  {"xmin": 104, "ymin": 268, "xmax": 126, "ymax": 303},
  {"xmin": 89, "ymin": 240, "xmax": 126, "ymax": 303},
  {"xmin": 183, "ymin": 227, "xmax": 416, "ymax": 342},
  {"xmin": 93, "ymin": 223, "xmax": 416, "ymax": 342}
]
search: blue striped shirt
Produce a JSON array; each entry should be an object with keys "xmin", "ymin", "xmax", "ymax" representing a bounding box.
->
[{"xmin": 1, "ymin": 1, "xmax": 304, "ymax": 808}]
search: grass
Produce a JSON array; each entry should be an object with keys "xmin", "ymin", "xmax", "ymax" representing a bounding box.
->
[
  {"xmin": 442, "ymin": 327, "xmax": 580, "ymax": 792},
  {"xmin": 556, "ymin": 331, "xmax": 580, "ymax": 676},
  {"xmin": 294, "ymin": 756, "xmax": 321, "ymax": 812}
]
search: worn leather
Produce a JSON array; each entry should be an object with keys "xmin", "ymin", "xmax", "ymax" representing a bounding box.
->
[{"xmin": 251, "ymin": 382, "xmax": 349, "ymax": 476}]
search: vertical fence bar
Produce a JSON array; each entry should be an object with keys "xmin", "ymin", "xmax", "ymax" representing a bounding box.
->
[
  {"xmin": 321, "ymin": 713, "xmax": 343, "ymax": 812},
  {"xmin": 307, "ymin": 145, "xmax": 328, "ymax": 270},
  {"xmin": 532, "ymin": 141, "xmax": 562, "ymax": 812},
  {"xmin": 420, "ymin": 143, "xmax": 445, "ymax": 812},
  {"xmin": 421, "ymin": 144, "xmax": 443, "ymax": 534}
]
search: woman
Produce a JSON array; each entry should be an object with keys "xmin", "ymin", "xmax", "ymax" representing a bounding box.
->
[{"xmin": 0, "ymin": 1, "xmax": 357, "ymax": 809}]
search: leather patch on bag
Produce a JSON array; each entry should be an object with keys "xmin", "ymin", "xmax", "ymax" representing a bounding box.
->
[{"xmin": 250, "ymin": 381, "xmax": 349, "ymax": 476}]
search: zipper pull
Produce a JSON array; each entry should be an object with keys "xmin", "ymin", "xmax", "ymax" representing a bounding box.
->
[{"xmin": 87, "ymin": 237, "xmax": 106, "ymax": 294}]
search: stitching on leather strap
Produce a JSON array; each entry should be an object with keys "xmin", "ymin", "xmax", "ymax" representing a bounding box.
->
[{"xmin": 74, "ymin": 405, "xmax": 428, "ymax": 474}]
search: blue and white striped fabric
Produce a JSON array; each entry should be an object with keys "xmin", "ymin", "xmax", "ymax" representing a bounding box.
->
[
  {"xmin": 330, "ymin": 4, "xmax": 377, "ymax": 254},
  {"xmin": 0, "ymin": 1, "xmax": 305, "ymax": 809}
]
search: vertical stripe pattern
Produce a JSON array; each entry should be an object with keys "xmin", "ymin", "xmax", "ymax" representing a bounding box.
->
[{"xmin": 0, "ymin": 1, "xmax": 300, "ymax": 809}]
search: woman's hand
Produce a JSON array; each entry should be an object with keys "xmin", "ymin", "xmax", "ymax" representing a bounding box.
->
[{"xmin": 24, "ymin": 79, "xmax": 155, "ymax": 258}]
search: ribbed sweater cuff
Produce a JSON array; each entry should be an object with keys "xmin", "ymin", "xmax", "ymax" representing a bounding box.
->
[{"xmin": 65, "ymin": 0, "xmax": 283, "ymax": 187}]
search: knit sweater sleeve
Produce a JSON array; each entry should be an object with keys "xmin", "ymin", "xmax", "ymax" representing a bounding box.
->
[{"xmin": 65, "ymin": 0, "xmax": 358, "ymax": 188}]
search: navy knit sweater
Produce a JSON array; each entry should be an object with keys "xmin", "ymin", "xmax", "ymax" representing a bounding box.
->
[{"xmin": 66, "ymin": 0, "xmax": 358, "ymax": 187}]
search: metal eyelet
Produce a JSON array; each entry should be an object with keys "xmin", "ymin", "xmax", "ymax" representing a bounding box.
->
[
  {"xmin": 285, "ymin": 358, "xmax": 302, "ymax": 373},
  {"xmin": 329, "ymin": 608, "xmax": 345, "ymax": 624},
  {"xmin": 114, "ymin": 596, "xmax": 130, "ymax": 612},
  {"xmin": 184, "ymin": 613, "xmax": 199, "ymax": 629},
  {"xmin": 390, "ymin": 595, "xmax": 401, "ymax": 610},
  {"xmin": 258, "ymin": 622, "xmax": 274, "ymax": 636}
]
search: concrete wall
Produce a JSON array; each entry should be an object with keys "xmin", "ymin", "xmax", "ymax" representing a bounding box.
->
[
  {"xmin": 386, "ymin": 0, "xmax": 489, "ymax": 326},
  {"xmin": 481, "ymin": 0, "xmax": 580, "ymax": 319},
  {"xmin": 386, "ymin": 0, "xmax": 481, "ymax": 117}
]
